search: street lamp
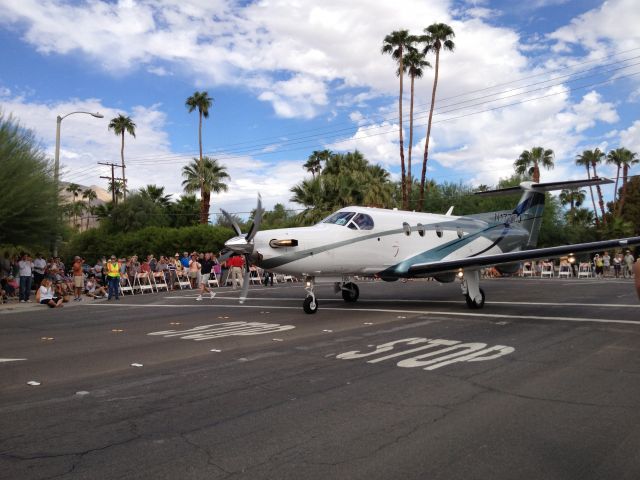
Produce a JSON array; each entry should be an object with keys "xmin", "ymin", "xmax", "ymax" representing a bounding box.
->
[{"xmin": 53, "ymin": 111, "xmax": 104, "ymax": 256}]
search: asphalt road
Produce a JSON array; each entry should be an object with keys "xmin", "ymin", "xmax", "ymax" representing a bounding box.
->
[{"xmin": 1, "ymin": 277, "xmax": 640, "ymax": 480}]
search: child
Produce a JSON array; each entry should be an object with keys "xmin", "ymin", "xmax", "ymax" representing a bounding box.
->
[{"xmin": 37, "ymin": 278, "xmax": 64, "ymax": 308}]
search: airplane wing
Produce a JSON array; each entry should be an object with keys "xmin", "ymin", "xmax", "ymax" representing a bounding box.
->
[{"xmin": 408, "ymin": 236, "xmax": 640, "ymax": 277}]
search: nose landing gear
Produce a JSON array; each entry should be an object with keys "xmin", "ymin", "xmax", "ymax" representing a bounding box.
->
[{"xmin": 303, "ymin": 276, "xmax": 318, "ymax": 314}]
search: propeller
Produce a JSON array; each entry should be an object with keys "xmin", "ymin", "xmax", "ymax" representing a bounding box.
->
[{"xmin": 221, "ymin": 195, "xmax": 263, "ymax": 304}]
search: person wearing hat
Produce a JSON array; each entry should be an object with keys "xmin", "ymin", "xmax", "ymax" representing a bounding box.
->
[{"xmin": 106, "ymin": 255, "xmax": 121, "ymax": 300}]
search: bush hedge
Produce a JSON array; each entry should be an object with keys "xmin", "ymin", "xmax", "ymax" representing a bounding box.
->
[{"xmin": 61, "ymin": 224, "xmax": 235, "ymax": 264}]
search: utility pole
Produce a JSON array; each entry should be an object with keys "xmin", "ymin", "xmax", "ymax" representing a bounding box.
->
[{"xmin": 99, "ymin": 162, "xmax": 125, "ymax": 205}]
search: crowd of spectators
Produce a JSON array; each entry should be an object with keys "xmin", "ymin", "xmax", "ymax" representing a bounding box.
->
[{"xmin": 0, "ymin": 250, "xmax": 255, "ymax": 306}]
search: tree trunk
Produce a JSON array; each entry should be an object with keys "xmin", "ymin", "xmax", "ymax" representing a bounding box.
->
[
  {"xmin": 585, "ymin": 166, "xmax": 600, "ymax": 227},
  {"xmin": 592, "ymin": 162, "xmax": 606, "ymax": 223},
  {"xmin": 613, "ymin": 164, "xmax": 620, "ymax": 203},
  {"xmin": 618, "ymin": 165, "xmax": 629, "ymax": 215},
  {"xmin": 533, "ymin": 161, "xmax": 540, "ymax": 183},
  {"xmin": 419, "ymin": 48, "xmax": 440, "ymax": 211},
  {"xmin": 121, "ymin": 132, "xmax": 126, "ymax": 200},
  {"xmin": 198, "ymin": 110, "xmax": 206, "ymax": 224},
  {"xmin": 398, "ymin": 50, "xmax": 406, "ymax": 210},
  {"xmin": 202, "ymin": 190, "xmax": 211, "ymax": 225},
  {"xmin": 407, "ymin": 74, "xmax": 415, "ymax": 205}
]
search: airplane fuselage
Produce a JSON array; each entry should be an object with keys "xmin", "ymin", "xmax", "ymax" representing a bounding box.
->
[{"xmin": 253, "ymin": 206, "xmax": 530, "ymax": 279}]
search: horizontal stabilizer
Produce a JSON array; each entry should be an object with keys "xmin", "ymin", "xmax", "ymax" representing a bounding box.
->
[{"xmin": 475, "ymin": 178, "xmax": 613, "ymax": 197}]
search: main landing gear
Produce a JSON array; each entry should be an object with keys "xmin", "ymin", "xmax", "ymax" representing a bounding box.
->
[{"xmin": 461, "ymin": 269, "xmax": 485, "ymax": 309}]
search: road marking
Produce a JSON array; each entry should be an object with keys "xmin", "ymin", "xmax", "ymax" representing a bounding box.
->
[
  {"xmin": 89, "ymin": 303, "xmax": 640, "ymax": 326},
  {"xmin": 0, "ymin": 358, "xmax": 27, "ymax": 363},
  {"xmin": 337, "ymin": 337, "xmax": 515, "ymax": 371},
  {"xmin": 148, "ymin": 321, "xmax": 295, "ymax": 341}
]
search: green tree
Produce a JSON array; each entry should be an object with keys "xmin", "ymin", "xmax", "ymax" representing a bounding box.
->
[
  {"xmin": 404, "ymin": 47, "xmax": 430, "ymax": 205},
  {"xmin": 185, "ymin": 90, "xmax": 214, "ymax": 224},
  {"xmin": 419, "ymin": 22, "xmax": 455, "ymax": 210},
  {"xmin": 65, "ymin": 183, "xmax": 82, "ymax": 227},
  {"xmin": 181, "ymin": 157, "xmax": 230, "ymax": 223},
  {"xmin": 575, "ymin": 148, "xmax": 606, "ymax": 223},
  {"xmin": 513, "ymin": 146, "xmax": 554, "ymax": 184},
  {"xmin": 619, "ymin": 176, "xmax": 640, "ymax": 235},
  {"xmin": 167, "ymin": 194, "xmax": 200, "ymax": 228},
  {"xmin": 108, "ymin": 114, "xmax": 136, "ymax": 200},
  {"xmin": 382, "ymin": 29, "xmax": 413, "ymax": 209},
  {"xmin": 613, "ymin": 148, "xmax": 638, "ymax": 215},
  {"xmin": 0, "ymin": 113, "xmax": 58, "ymax": 246},
  {"xmin": 82, "ymin": 188, "xmax": 97, "ymax": 230},
  {"xmin": 575, "ymin": 149, "xmax": 600, "ymax": 226},
  {"xmin": 107, "ymin": 179, "xmax": 126, "ymax": 203},
  {"xmin": 559, "ymin": 188, "xmax": 585, "ymax": 211},
  {"xmin": 303, "ymin": 150, "xmax": 331, "ymax": 178},
  {"xmin": 101, "ymin": 193, "xmax": 169, "ymax": 233},
  {"xmin": 139, "ymin": 184, "xmax": 172, "ymax": 208}
]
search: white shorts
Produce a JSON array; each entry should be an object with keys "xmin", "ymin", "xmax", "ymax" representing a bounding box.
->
[{"xmin": 199, "ymin": 273, "xmax": 210, "ymax": 287}]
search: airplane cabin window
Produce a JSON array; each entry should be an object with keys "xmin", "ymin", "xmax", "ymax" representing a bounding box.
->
[
  {"xmin": 417, "ymin": 223, "xmax": 425, "ymax": 237},
  {"xmin": 436, "ymin": 226, "xmax": 443, "ymax": 238},
  {"xmin": 352, "ymin": 213, "xmax": 374, "ymax": 230},
  {"xmin": 403, "ymin": 222, "xmax": 411, "ymax": 236},
  {"xmin": 323, "ymin": 211, "xmax": 355, "ymax": 226},
  {"xmin": 347, "ymin": 221, "xmax": 358, "ymax": 230}
]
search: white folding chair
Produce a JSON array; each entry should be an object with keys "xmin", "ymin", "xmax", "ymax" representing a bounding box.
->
[
  {"xmin": 521, "ymin": 263, "xmax": 534, "ymax": 277},
  {"xmin": 577, "ymin": 262, "xmax": 593, "ymax": 278},
  {"xmin": 540, "ymin": 262, "xmax": 554, "ymax": 278},
  {"xmin": 119, "ymin": 276, "xmax": 134, "ymax": 295},
  {"xmin": 558, "ymin": 263, "xmax": 572, "ymax": 278},
  {"xmin": 250, "ymin": 267, "xmax": 262, "ymax": 285},
  {"xmin": 135, "ymin": 273, "xmax": 154, "ymax": 294},
  {"xmin": 176, "ymin": 270, "xmax": 192, "ymax": 289},
  {"xmin": 153, "ymin": 272, "xmax": 169, "ymax": 292}
]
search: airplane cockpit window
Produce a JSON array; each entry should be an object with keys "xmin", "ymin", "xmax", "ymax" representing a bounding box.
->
[
  {"xmin": 323, "ymin": 211, "xmax": 355, "ymax": 226},
  {"xmin": 351, "ymin": 213, "xmax": 374, "ymax": 230}
]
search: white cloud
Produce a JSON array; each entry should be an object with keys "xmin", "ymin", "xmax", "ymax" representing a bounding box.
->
[{"xmin": 619, "ymin": 120, "xmax": 640, "ymax": 153}]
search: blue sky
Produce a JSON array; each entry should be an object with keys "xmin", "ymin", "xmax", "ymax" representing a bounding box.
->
[{"xmin": 0, "ymin": 0, "xmax": 639, "ymax": 217}]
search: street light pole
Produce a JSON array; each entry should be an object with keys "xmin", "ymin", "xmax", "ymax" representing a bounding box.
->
[{"xmin": 53, "ymin": 111, "xmax": 104, "ymax": 256}]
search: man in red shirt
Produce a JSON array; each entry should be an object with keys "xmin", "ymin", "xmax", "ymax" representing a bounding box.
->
[
  {"xmin": 227, "ymin": 255, "xmax": 244, "ymax": 290},
  {"xmin": 72, "ymin": 256, "xmax": 84, "ymax": 301}
]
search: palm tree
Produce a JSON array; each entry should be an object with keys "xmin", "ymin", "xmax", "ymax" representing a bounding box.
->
[
  {"xmin": 606, "ymin": 148, "xmax": 625, "ymax": 204},
  {"xmin": 140, "ymin": 184, "xmax": 172, "ymax": 208},
  {"xmin": 303, "ymin": 150, "xmax": 330, "ymax": 178},
  {"xmin": 577, "ymin": 148, "xmax": 607, "ymax": 222},
  {"xmin": 619, "ymin": 149, "xmax": 639, "ymax": 215},
  {"xmin": 65, "ymin": 183, "xmax": 82, "ymax": 227},
  {"xmin": 575, "ymin": 150, "xmax": 600, "ymax": 227},
  {"xmin": 181, "ymin": 156, "xmax": 229, "ymax": 223},
  {"xmin": 513, "ymin": 147, "xmax": 554, "ymax": 183},
  {"xmin": 419, "ymin": 22, "xmax": 455, "ymax": 210},
  {"xmin": 559, "ymin": 188, "xmax": 585, "ymax": 212},
  {"xmin": 185, "ymin": 91, "xmax": 214, "ymax": 223},
  {"xmin": 382, "ymin": 29, "xmax": 413, "ymax": 209},
  {"xmin": 404, "ymin": 47, "xmax": 430, "ymax": 205},
  {"xmin": 108, "ymin": 114, "xmax": 136, "ymax": 200},
  {"xmin": 82, "ymin": 188, "xmax": 97, "ymax": 230},
  {"xmin": 107, "ymin": 179, "xmax": 126, "ymax": 203}
]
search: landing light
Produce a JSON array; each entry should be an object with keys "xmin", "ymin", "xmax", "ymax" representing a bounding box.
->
[
  {"xmin": 568, "ymin": 254, "xmax": 576, "ymax": 264},
  {"xmin": 269, "ymin": 239, "xmax": 299, "ymax": 248},
  {"xmin": 457, "ymin": 270, "xmax": 464, "ymax": 278}
]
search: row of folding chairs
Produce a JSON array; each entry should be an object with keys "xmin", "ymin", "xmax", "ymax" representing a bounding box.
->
[
  {"xmin": 118, "ymin": 271, "xmax": 222, "ymax": 295},
  {"xmin": 521, "ymin": 262, "xmax": 595, "ymax": 278}
]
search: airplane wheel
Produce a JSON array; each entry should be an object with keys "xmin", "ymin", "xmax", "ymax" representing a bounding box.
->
[
  {"xmin": 341, "ymin": 282, "xmax": 359, "ymax": 302},
  {"xmin": 303, "ymin": 296, "xmax": 318, "ymax": 314},
  {"xmin": 465, "ymin": 288, "xmax": 485, "ymax": 309}
]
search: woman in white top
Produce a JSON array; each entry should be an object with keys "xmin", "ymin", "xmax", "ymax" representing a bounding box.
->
[{"xmin": 38, "ymin": 278, "xmax": 63, "ymax": 308}]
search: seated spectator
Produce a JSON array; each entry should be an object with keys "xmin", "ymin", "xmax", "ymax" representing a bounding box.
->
[
  {"xmin": 2, "ymin": 276, "xmax": 18, "ymax": 299},
  {"xmin": 37, "ymin": 278, "xmax": 64, "ymax": 308},
  {"xmin": 85, "ymin": 275, "xmax": 107, "ymax": 299}
]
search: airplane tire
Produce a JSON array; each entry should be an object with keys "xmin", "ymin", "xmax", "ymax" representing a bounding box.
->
[
  {"xmin": 341, "ymin": 283, "xmax": 359, "ymax": 302},
  {"xmin": 303, "ymin": 296, "xmax": 318, "ymax": 314},
  {"xmin": 465, "ymin": 288, "xmax": 485, "ymax": 309}
]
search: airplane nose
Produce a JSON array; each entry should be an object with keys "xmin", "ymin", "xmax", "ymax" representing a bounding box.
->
[{"xmin": 224, "ymin": 235, "xmax": 254, "ymax": 254}]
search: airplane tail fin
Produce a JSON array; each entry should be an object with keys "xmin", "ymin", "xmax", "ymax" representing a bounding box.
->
[{"xmin": 473, "ymin": 178, "xmax": 613, "ymax": 248}]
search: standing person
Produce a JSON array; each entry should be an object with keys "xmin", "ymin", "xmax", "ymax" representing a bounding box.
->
[
  {"xmin": 196, "ymin": 253, "xmax": 216, "ymax": 301},
  {"xmin": 189, "ymin": 252, "xmax": 201, "ymax": 289},
  {"xmin": 106, "ymin": 255, "xmax": 121, "ymax": 301},
  {"xmin": 228, "ymin": 254, "xmax": 244, "ymax": 290},
  {"xmin": 602, "ymin": 251, "xmax": 611, "ymax": 277},
  {"xmin": 18, "ymin": 253, "xmax": 34, "ymax": 303},
  {"xmin": 72, "ymin": 256, "xmax": 85, "ymax": 301},
  {"xmin": 624, "ymin": 251, "xmax": 635, "ymax": 278},
  {"xmin": 33, "ymin": 253, "xmax": 47, "ymax": 289},
  {"xmin": 613, "ymin": 253, "xmax": 622, "ymax": 278},
  {"xmin": 263, "ymin": 270, "xmax": 274, "ymax": 286},
  {"xmin": 167, "ymin": 254, "xmax": 179, "ymax": 290},
  {"xmin": 593, "ymin": 254, "xmax": 604, "ymax": 278}
]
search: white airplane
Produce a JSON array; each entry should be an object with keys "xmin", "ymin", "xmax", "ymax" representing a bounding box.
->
[{"xmin": 221, "ymin": 178, "xmax": 640, "ymax": 314}]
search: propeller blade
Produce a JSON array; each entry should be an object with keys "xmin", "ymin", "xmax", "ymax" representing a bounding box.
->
[
  {"xmin": 220, "ymin": 208, "xmax": 242, "ymax": 236},
  {"xmin": 218, "ymin": 249, "xmax": 233, "ymax": 263},
  {"xmin": 239, "ymin": 256, "xmax": 251, "ymax": 304},
  {"xmin": 246, "ymin": 194, "xmax": 263, "ymax": 243}
]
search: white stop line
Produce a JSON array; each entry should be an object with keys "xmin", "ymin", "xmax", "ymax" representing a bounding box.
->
[
  {"xmin": 337, "ymin": 337, "xmax": 514, "ymax": 371},
  {"xmin": 148, "ymin": 321, "xmax": 295, "ymax": 341}
]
